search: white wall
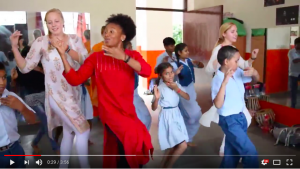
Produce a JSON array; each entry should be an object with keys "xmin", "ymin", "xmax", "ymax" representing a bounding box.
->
[
  {"xmin": 136, "ymin": 0, "xmax": 176, "ymax": 51},
  {"xmin": 291, "ymin": 26, "xmax": 299, "ymax": 45},
  {"xmin": 267, "ymin": 27, "xmax": 291, "ymax": 49},
  {"xmin": 191, "ymin": 0, "xmax": 300, "ymax": 52},
  {"xmin": 0, "ymin": 0, "xmax": 136, "ymax": 48},
  {"xmin": 145, "ymin": 11, "xmax": 173, "ymax": 50}
]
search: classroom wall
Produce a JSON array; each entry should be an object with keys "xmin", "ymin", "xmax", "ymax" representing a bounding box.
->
[
  {"xmin": 136, "ymin": 0, "xmax": 177, "ymax": 88},
  {"xmin": 265, "ymin": 27, "xmax": 290, "ymax": 94},
  {"xmin": 0, "ymin": 0, "xmax": 137, "ymax": 48},
  {"xmin": 191, "ymin": 0, "xmax": 300, "ymax": 52}
]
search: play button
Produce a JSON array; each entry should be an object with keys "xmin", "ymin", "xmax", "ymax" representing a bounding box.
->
[{"xmin": 10, "ymin": 160, "xmax": 14, "ymax": 165}]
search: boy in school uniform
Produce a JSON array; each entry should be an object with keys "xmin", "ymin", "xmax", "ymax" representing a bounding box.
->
[
  {"xmin": 0, "ymin": 62, "xmax": 36, "ymax": 168},
  {"xmin": 211, "ymin": 46, "xmax": 260, "ymax": 168}
]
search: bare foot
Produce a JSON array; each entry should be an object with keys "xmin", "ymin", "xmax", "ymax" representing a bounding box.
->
[
  {"xmin": 88, "ymin": 140, "xmax": 94, "ymax": 146},
  {"xmin": 187, "ymin": 142, "xmax": 196, "ymax": 147},
  {"xmin": 219, "ymin": 152, "xmax": 224, "ymax": 156},
  {"xmin": 31, "ymin": 144, "xmax": 41, "ymax": 154}
]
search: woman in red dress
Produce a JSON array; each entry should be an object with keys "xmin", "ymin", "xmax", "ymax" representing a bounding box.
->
[{"xmin": 51, "ymin": 14, "xmax": 153, "ymax": 168}]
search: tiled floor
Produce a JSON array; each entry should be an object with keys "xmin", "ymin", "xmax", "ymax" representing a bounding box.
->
[{"xmin": 17, "ymin": 93, "xmax": 300, "ymax": 168}]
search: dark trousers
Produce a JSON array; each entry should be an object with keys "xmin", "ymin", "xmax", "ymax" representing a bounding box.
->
[
  {"xmin": 105, "ymin": 124, "xmax": 143, "ymax": 168},
  {"xmin": 0, "ymin": 142, "xmax": 25, "ymax": 168},
  {"xmin": 219, "ymin": 113, "xmax": 259, "ymax": 168},
  {"xmin": 289, "ymin": 75, "xmax": 300, "ymax": 108}
]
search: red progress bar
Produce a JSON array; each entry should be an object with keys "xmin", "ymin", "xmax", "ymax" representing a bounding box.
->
[{"xmin": 4, "ymin": 155, "xmax": 41, "ymax": 156}]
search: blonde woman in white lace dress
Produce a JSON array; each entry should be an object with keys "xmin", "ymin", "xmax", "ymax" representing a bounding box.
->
[
  {"xmin": 10, "ymin": 8, "xmax": 90, "ymax": 168},
  {"xmin": 199, "ymin": 22, "xmax": 259, "ymax": 156}
]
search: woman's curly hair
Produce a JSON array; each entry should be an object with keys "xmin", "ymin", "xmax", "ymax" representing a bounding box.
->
[{"xmin": 106, "ymin": 14, "xmax": 136, "ymax": 43}]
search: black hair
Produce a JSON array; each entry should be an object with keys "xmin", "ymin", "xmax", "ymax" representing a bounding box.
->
[
  {"xmin": 21, "ymin": 46, "xmax": 30, "ymax": 58},
  {"xmin": 217, "ymin": 45, "xmax": 239, "ymax": 66},
  {"xmin": 83, "ymin": 30, "xmax": 90, "ymax": 40},
  {"xmin": 0, "ymin": 62, "xmax": 5, "ymax": 71},
  {"xmin": 123, "ymin": 41, "xmax": 132, "ymax": 49},
  {"xmin": 106, "ymin": 14, "xmax": 136, "ymax": 43},
  {"xmin": 155, "ymin": 62, "xmax": 173, "ymax": 85},
  {"xmin": 294, "ymin": 37, "xmax": 300, "ymax": 45},
  {"xmin": 163, "ymin": 37, "xmax": 175, "ymax": 46},
  {"xmin": 174, "ymin": 43, "xmax": 187, "ymax": 80}
]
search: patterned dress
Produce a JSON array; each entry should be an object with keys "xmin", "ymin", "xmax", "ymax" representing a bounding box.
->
[{"xmin": 18, "ymin": 35, "xmax": 90, "ymax": 136}]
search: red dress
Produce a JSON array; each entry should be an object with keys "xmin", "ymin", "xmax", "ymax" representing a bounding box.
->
[{"xmin": 63, "ymin": 50, "xmax": 153, "ymax": 168}]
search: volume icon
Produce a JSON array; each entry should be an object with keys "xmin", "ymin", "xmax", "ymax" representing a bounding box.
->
[{"xmin": 36, "ymin": 159, "xmax": 42, "ymax": 166}]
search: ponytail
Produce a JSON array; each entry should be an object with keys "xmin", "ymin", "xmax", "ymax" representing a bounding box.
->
[
  {"xmin": 214, "ymin": 37, "xmax": 224, "ymax": 48},
  {"xmin": 155, "ymin": 77, "xmax": 160, "ymax": 86}
]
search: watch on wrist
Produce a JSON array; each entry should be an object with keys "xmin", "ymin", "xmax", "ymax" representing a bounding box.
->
[
  {"xmin": 251, "ymin": 57, "xmax": 256, "ymax": 60},
  {"xmin": 124, "ymin": 55, "xmax": 131, "ymax": 63},
  {"xmin": 65, "ymin": 45, "xmax": 71, "ymax": 53}
]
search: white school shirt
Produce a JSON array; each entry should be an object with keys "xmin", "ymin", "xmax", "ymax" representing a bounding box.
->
[
  {"xmin": 288, "ymin": 48, "xmax": 300, "ymax": 77},
  {"xmin": 211, "ymin": 68, "xmax": 251, "ymax": 116},
  {"xmin": 155, "ymin": 51, "xmax": 176, "ymax": 68},
  {"xmin": 152, "ymin": 82, "xmax": 186, "ymax": 108},
  {"xmin": 205, "ymin": 45, "xmax": 250, "ymax": 74},
  {"xmin": 0, "ymin": 89, "xmax": 35, "ymax": 147}
]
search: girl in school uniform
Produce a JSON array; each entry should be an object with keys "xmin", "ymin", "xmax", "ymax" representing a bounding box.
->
[
  {"xmin": 199, "ymin": 22, "xmax": 258, "ymax": 156},
  {"xmin": 170, "ymin": 43, "xmax": 204, "ymax": 146},
  {"xmin": 125, "ymin": 41, "xmax": 152, "ymax": 130},
  {"xmin": 211, "ymin": 46, "xmax": 259, "ymax": 168},
  {"xmin": 152, "ymin": 62, "xmax": 190, "ymax": 168}
]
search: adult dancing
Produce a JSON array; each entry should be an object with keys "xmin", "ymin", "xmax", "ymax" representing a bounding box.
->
[
  {"xmin": 52, "ymin": 14, "xmax": 153, "ymax": 168},
  {"xmin": 10, "ymin": 8, "xmax": 90, "ymax": 168},
  {"xmin": 199, "ymin": 22, "xmax": 258, "ymax": 156}
]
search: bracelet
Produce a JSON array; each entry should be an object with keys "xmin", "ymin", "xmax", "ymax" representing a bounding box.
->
[
  {"xmin": 124, "ymin": 55, "xmax": 131, "ymax": 63},
  {"xmin": 65, "ymin": 45, "xmax": 71, "ymax": 53},
  {"xmin": 176, "ymin": 88, "xmax": 181, "ymax": 93},
  {"xmin": 251, "ymin": 57, "xmax": 256, "ymax": 60}
]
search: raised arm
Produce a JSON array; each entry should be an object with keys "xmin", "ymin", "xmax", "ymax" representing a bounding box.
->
[
  {"xmin": 212, "ymin": 70, "xmax": 233, "ymax": 108},
  {"xmin": 206, "ymin": 46, "xmax": 220, "ymax": 73},
  {"xmin": 130, "ymin": 51, "xmax": 151, "ymax": 77},
  {"xmin": 289, "ymin": 50, "xmax": 300, "ymax": 64},
  {"xmin": 10, "ymin": 31, "xmax": 42, "ymax": 73},
  {"xmin": 62, "ymin": 53, "xmax": 96, "ymax": 86}
]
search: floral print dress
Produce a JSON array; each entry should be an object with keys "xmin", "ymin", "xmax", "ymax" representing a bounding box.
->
[{"xmin": 18, "ymin": 34, "xmax": 90, "ymax": 136}]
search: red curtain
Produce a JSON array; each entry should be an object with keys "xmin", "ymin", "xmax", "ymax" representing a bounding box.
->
[
  {"xmin": 76, "ymin": 13, "xmax": 87, "ymax": 43},
  {"xmin": 35, "ymin": 12, "xmax": 45, "ymax": 35}
]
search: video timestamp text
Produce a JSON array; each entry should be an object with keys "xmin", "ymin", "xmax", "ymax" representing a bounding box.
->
[{"xmin": 47, "ymin": 160, "xmax": 69, "ymax": 165}]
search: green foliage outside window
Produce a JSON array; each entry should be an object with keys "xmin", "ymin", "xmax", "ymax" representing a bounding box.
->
[{"xmin": 173, "ymin": 24, "xmax": 183, "ymax": 44}]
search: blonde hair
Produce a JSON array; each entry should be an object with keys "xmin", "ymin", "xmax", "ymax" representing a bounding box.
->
[
  {"xmin": 44, "ymin": 8, "xmax": 65, "ymax": 50},
  {"xmin": 214, "ymin": 22, "xmax": 236, "ymax": 47}
]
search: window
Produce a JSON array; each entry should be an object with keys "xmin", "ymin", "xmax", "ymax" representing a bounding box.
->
[
  {"xmin": 0, "ymin": 11, "xmax": 26, "ymax": 25},
  {"xmin": 41, "ymin": 12, "xmax": 90, "ymax": 35},
  {"xmin": 136, "ymin": 0, "xmax": 184, "ymax": 10}
]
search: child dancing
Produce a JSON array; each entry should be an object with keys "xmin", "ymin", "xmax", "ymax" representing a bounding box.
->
[
  {"xmin": 211, "ymin": 46, "xmax": 259, "ymax": 168},
  {"xmin": 152, "ymin": 62, "xmax": 190, "ymax": 168}
]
